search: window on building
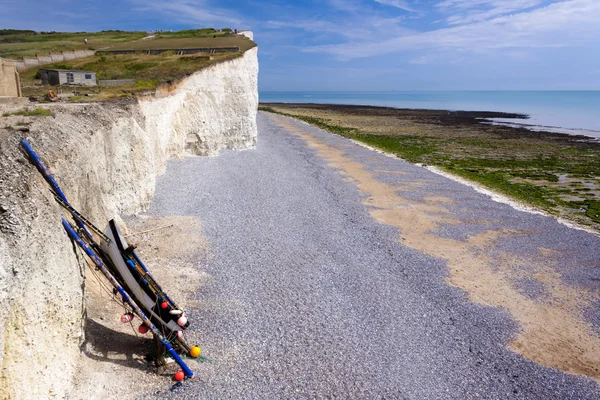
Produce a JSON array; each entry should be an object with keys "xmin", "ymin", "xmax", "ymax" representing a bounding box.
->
[
  {"xmin": 85, "ymin": 74, "xmax": 92, "ymax": 80},
  {"xmin": 66, "ymin": 73, "xmax": 74, "ymax": 84}
]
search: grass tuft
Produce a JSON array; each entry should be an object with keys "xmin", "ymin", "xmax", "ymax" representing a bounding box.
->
[
  {"xmin": 3, "ymin": 108, "xmax": 53, "ymax": 117},
  {"xmin": 585, "ymin": 200, "xmax": 600, "ymax": 223}
]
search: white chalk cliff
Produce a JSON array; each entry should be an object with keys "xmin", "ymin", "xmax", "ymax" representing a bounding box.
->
[{"xmin": 0, "ymin": 45, "xmax": 258, "ymax": 398}]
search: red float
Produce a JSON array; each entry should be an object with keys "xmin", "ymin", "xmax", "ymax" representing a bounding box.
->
[{"xmin": 174, "ymin": 370, "xmax": 185, "ymax": 381}]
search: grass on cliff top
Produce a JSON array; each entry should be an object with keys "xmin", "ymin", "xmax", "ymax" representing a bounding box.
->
[
  {"xmin": 11, "ymin": 28, "xmax": 256, "ymax": 99},
  {"xmin": 19, "ymin": 50, "xmax": 243, "ymax": 98},
  {"xmin": 0, "ymin": 30, "xmax": 146, "ymax": 59},
  {"xmin": 259, "ymin": 105, "xmax": 600, "ymax": 228},
  {"xmin": 0, "ymin": 28, "xmax": 256, "ymax": 59},
  {"xmin": 20, "ymin": 51, "xmax": 240, "ymax": 81},
  {"xmin": 153, "ymin": 28, "xmax": 234, "ymax": 39},
  {"xmin": 105, "ymin": 35, "xmax": 256, "ymax": 52}
]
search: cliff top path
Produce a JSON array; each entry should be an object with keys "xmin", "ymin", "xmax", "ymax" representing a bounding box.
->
[{"xmin": 144, "ymin": 112, "xmax": 600, "ymax": 399}]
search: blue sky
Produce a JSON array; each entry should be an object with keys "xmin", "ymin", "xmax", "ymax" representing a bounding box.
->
[{"xmin": 2, "ymin": 0, "xmax": 599, "ymax": 90}]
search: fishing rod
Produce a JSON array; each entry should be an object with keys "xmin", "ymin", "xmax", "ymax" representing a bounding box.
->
[
  {"xmin": 55, "ymin": 190, "xmax": 182, "ymax": 313},
  {"xmin": 131, "ymin": 251, "xmax": 179, "ymax": 309},
  {"xmin": 52, "ymin": 193, "xmax": 111, "ymax": 242},
  {"xmin": 62, "ymin": 218, "xmax": 195, "ymax": 378},
  {"xmin": 22, "ymin": 139, "xmax": 199, "ymax": 379},
  {"xmin": 21, "ymin": 139, "xmax": 184, "ymax": 317}
]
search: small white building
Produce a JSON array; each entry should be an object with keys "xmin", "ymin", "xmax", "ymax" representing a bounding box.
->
[{"xmin": 40, "ymin": 68, "xmax": 97, "ymax": 86}]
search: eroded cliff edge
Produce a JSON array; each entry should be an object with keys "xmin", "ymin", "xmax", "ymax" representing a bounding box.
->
[{"xmin": 0, "ymin": 46, "xmax": 258, "ymax": 398}]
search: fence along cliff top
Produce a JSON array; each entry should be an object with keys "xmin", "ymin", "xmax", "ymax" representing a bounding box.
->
[{"xmin": 96, "ymin": 47, "xmax": 240, "ymax": 56}]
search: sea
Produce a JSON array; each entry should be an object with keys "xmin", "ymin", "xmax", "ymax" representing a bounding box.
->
[{"xmin": 259, "ymin": 91, "xmax": 600, "ymax": 139}]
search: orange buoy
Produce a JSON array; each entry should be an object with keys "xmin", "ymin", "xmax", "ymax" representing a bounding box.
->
[
  {"xmin": 174, "ymin": 370, "xmax": 185, "ymax": 381},
  {"xmin": 189, "ymin": 346, "xmax": 201, "ymax": 358},
  {"xmin": 138, "ymin": 324, "xmax": 149, "ymax": 334},
  {"xmin": 161, "ymin": 301, "xmax": 168, "ymax": 309}
]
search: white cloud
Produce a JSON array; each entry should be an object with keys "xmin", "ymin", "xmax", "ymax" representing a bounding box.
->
[
  {"xmin": 129, "ymin": 0, "xmax": 241, "ymax": 26},
  {"xmin": 264, "ymin": 0, "xmax": 415, "ymax": 41},
  {"xmin": 304, "ymin": 0, "xmax": 600, "ymax": 59},
  {"xmin": 437, "ymin": 0, "xmax": 547, "ymax": 25},
  {"xmin": 437, "ymin": 0, "xmax": 531, "ymax": 8},
  {"xmin": 328, "ymin": 0, "xmax": 365, "ymax": 13},
  {"xmin": 266, "ymin": 14, "xmax": 413, "ymax": 40},
  {"xmin": 266, "ymin": 19, "xmax": 372, "ymax": 39},
  {"xmin": 373, "ymin": 0, "xmax": 417, "ymax": 12}
]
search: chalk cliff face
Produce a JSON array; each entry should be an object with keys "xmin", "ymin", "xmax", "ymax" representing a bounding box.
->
[
  {"xmin": 140, "ymin": 46, "xmax": 258, "ymax": 158},
  {"xmin": 0, "ymin": 46, "xmax": 257, "ymax": 398}
]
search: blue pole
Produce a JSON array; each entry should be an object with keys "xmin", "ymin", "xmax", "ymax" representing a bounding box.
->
[
  {"xmin": 21, "ymin": 140, "xmax": 185, "ymax": 314},
  {"xmin": 132, "ymin": 251, "xmax": 178, "ymax": 307},
  {"xmin": 21, "ymin": 139, "xmax": 93, "ymax": 240},
  {"xmin": 21, "ymin": 139, "xmax": 69, "ymax": 203},
  {"xmin": 62, "ymin": 218, "xmax": 194, "ymax": 378}
]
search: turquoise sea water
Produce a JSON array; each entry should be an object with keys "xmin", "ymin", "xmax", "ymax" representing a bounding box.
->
[{"xmin": 259, "ymin": 91, "xmax": 600, "ymax": 138}]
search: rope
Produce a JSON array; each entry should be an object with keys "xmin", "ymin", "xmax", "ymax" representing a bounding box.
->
[
  {"xmin": 53, "ymin": 193, "xmax": 111, "ymax": 242},
  {"xmin": 124, "ymin": 224, "xmax": 174, "ymax": 238},
  {"xmin": 75, "ymin": 233, "xmax": 143, "ymax": 339},
  {"xmin": 71, "ymin": 220, "xmax": 182, "ymax": 349}
]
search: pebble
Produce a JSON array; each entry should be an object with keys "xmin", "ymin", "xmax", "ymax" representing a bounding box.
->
[{"xmin": 114, "ymin": 113, "xmax": 600, "ymax": 399}]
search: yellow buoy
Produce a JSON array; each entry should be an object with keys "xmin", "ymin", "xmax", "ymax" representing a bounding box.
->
[{"xmin": 190, "ymin": 346, "xmax": 201, "ymax": 358}]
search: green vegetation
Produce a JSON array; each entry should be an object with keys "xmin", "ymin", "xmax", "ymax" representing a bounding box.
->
[
  {"xmin": 586, "ymin": 200, "xmax": 600, "ymax": 223},
  {"xmin": 153, "ymin": 28, "xmax": 234, "ymax": 39},
  {"xmin": 0, "ymin": 30, "xmax": 146, "ymax": 58},
  {"xmin": 0, "ymin": 28, "xmax": 255, "ymax": 59},
  {"xmin": 20, "ymin": 50, "xmax": 243, "ymax": 96},
  {"xmin": 353, "ymin": 134, "xmax": 438, "ymax": 161},
  {"xmin": 2, "ymin": 108, "xmax": 53, "ymax": 117},
  {"xmin": 156, "ymin": 28, "xmax": 217, "ymax": 38},
  {"xmin": 0, "ymin": 29, "xmax": 36, "ymax": 36},
  {"xmin": 132, "ymin": 78, "xmax": 161, "ymax": 91},
  {"xmin": 260, "ymin": 105, "xmax": 600, "ymax": 228},
  {"xmin": 106, "ymin": 35, "xmax": 256, "ymax": 52},
  {"xmin": 10, "ymin": 28, "xmax": 256, "ymax": 99}
]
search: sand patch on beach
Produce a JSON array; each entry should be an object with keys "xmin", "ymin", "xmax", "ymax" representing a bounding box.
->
[
  {"xmin": 271, "ymin": 113, "xmax": 600, "ymax": 382},
  {"xmin": 123, "ymin": 215, "xmax": 210, "ymax": 302}
]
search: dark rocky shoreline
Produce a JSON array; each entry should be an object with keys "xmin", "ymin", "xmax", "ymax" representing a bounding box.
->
[{"xmin": 261, "ymin": 102, "xmax": 599, "ymax": 146}]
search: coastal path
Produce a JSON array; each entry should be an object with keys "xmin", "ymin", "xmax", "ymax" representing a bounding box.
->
[{"xmin": 147, "ymin": 112, "xmax": 600, "ymax": 399}]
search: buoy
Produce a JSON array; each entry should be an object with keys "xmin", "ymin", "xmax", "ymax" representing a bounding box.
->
[
  {"xmin": 161, "ymin": 301, "xmax": 168, "ymax": 309},
  {"xmin": 189, "ymin": 346, "xmax": 201, "ymax": 358},
  {"xmin": 174, "ymin": 370, "xmax": 185, "ymax": 381},
  {"xmin": 120, "ymin": 313, "xmax": 134, "ymax": 323},
  {"xmin": 169, "ymin": 310, "xmax": 183, "ymax": 315},
  {"xmin": 177, "ymin": 316, "xmax": 188, "ymax": 327},
  {"xmin": 138, "ymin": 324, "xmax": 149, "ymax": 334},
  {"xmin": 177, "ymin": 331, "xmax": 183, "ymax": 339}
]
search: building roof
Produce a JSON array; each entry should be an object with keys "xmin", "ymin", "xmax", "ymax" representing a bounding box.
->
[{"xmin": 40, "ymin": 68, "xmax": 95, "ymax": 73}]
